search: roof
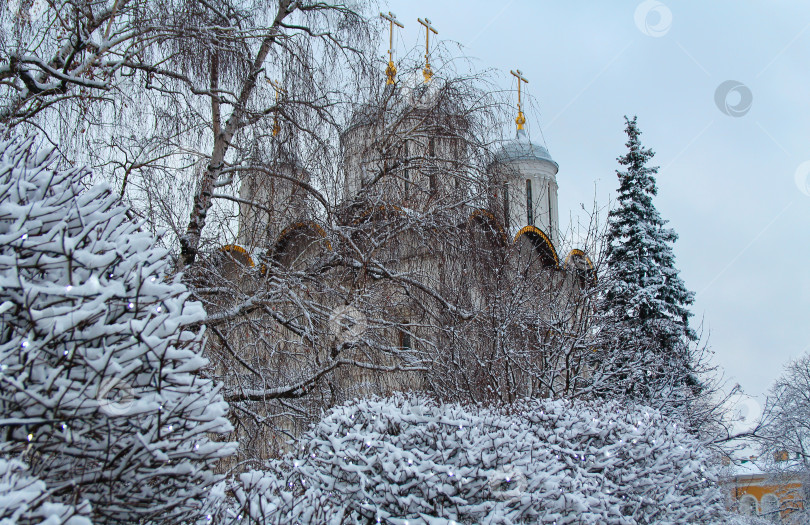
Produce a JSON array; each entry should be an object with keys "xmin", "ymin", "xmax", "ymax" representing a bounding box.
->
[
  {"xmin": 493, "ymin": 128, "xmax": 558, "ymax": 169},
  {"xmin": 723, "ymin": 454, "xmax": 806, "ymax": 480},
  {"xmin": 730, "ymin": 457, "xmax": 768, "ymax": 477},
  {"xmin": 343, "ymin": 76, "xmax": 471, "ymax": 135}
]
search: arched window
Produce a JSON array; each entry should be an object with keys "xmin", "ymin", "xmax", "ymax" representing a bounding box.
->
[
  {"xmin": 739, "ymin": 494, "xmax": 758, "ymax": 516},
  {"xmin": 403, "ymin": 140, "xmax": 410, "ymax": 195},
  {"xmin": 547, "ymin": 182, "xmax": 553, "ymax": 240},
  {"xmin": 526, "ymin": 179, "xmax": 533, "ymax": 225},
  {"xmin": 503, "ymin": 184, "xmax": 510, "ymax": 230},
  {"xmin": 761, "ymin": 493, "xmax": 780, "ymax": 522},
  {"xmin": 399, "ymin": 329, "xmax": 412, "ymax": 351}
]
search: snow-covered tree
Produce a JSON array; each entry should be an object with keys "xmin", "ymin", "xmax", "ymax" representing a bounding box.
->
[
  {"xmin": 1, "ymin": 0, "xmax": 380, "ymax": 267},
  {"xmin": 724, "ymin": 515, "xmax": 775, "ymax": 525},
  {"xmin": 600, "ymin": 116, "xmax": 702, "ymax": 409},
  {"xmin": 759, "ymin": 353, "xmax": 810, "ymax": 466},
  {"xmin": 749, "ymin": 351, "xmax": 810, "ymax": 520},
  {"xmin": 0, "ymin": 1, "xmax": 494, "ymax": 456},
  {"xmin": 206, "ymin": 394, "xmax": 727, "ymax": 524},
  {"xmin": 3, "ymin": 1, "xmax": 714, "ymax": 464},
  {"xmin": 0, "ymin": 137, "xmax": 236, "ymax": 523}
]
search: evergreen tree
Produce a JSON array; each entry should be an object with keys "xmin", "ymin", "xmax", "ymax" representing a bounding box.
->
[
  {"xmin": 0, "ymin": 137, "xmax": 236, "ymax": 523},
  {"xmin": 602, "ymin": 116, "xmax": 699, "ymax": 405}
]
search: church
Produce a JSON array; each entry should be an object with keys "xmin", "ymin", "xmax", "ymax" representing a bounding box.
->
[
  {"xmin": 229, "ymin": 41, "xmax": 596, "ymax": 286},
  {"xmin": 209, "ymin": 14, "xmax": 599, "ymax": 459}
]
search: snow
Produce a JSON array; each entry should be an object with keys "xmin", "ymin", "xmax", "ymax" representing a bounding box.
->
[
  {"xmin": 0, "ymin": 447, "xmax": 91, "ymax": 524},
  {"xmin": 0, "ymin": 132, "xmax": 734, "ymax": 522},
  {"xmin": 0, "ymin": 137, "xmax": 236, "ymax": 523},
  {"xmin": 207, "ymin": 394, "xmax": 727, "ymax": 524}
]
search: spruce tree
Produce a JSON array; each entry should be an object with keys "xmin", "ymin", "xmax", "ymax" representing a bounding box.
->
[{"xmin": 602, "ymin": 116, "xmax": 699, "ymax": 405}]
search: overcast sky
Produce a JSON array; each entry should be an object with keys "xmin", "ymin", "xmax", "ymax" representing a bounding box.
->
[{"xmin": 385, "ymin": 0, "xmax": 810, "ymax": 408}]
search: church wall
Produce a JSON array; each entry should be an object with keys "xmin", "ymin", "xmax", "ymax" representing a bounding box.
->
[
  {"xmin": 341, "ymin": 110, "xmax": 470, "ymax": 214},
  {"xmin": 237, "ymin": 163, "xmax": 311, "ymax": 251},
  {"xmin": 214, "ymin": 202, "xmax": 597, "ymax": 462},
  {"xmin": 214, "ymin": 86, "xmax": 603, "ymax": 460}
]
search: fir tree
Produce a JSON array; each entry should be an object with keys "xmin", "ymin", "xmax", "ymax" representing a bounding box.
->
[
  {"xmin": 0, "ymin": 137, "xmax": 236, "ymax": 523},
  {"xmin": 602, "ymin": 116, "xmax": 699, "ymax": 404}
]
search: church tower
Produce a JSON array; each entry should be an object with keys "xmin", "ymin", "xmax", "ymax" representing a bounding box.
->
[
  {"xmin": 340, "ymin": 16, "xmax": 470, "ymax": 215},
  {"xmin": 236, "ymin": 142, "xmax": 310, "ymax": 252},
  {"xmin": 341, "ymin": 79, "xmax": 470, "ymax": 212},
  {"xmin": 490, "ymin": 128, "xmax": 559, "ymax": 243},
  {"xmin": 489, "ymin": 70, "xmax": 559, "ymax": 249}
]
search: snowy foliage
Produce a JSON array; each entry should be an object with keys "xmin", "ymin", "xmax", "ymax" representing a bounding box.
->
[
  {"xmin": 751, "ymin": 351, "xmax": 810, "ymax": 521},
  {"xmin": 601, "ymin": 116, "xmax": 700, "ymax": 405},
  {"xmin": 760, "ymin": 352, "xmax": 810, "ymax": 467},
  {"xmin": 0, "ymin": 447, "xmax": 91, "ymax": 525},
  {"xmin": 723, "ymin": 514, "xmax": 779, "ymax": 525},
  {"xmin": 0, "ymin": 137, "xmax": 235, "ymax": 523},
  {"xmin": 208, "ymin": 394, "xmax": 726, "ymax": 524}
]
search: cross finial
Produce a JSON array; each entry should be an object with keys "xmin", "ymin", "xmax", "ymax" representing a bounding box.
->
[
  {"xmin": 510, "ymin": 69, "xmax": 529, "ymax": 131},
  {"xmin": 266, "ymin": 78, "xmax": 287, "ymax": 136},
  {"xmin": 380, "ymin": 12, "xmax": 404, "ymax": 85},
  {"xmin": 418, "ymin": 18, "xmax": 438, "ymax": 82}
]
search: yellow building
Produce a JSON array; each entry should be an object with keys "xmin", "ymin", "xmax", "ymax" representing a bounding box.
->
[{"xmin": 724, "ymin": 454, "xmax": 805, "ymax": 523}]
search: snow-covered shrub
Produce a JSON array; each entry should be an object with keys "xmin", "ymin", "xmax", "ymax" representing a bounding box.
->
[
  {"xmin": 0, "ymin": 137, "xmax": 236, "ymax": 523},
  {"xmin": 0, "ymin": 445, "xmax": 92, "ymax": 525},
  {"xmin": 723, "ymin": 515, "xmax": 775, "ymax": 525},
  {"xmin": 210, "ymin": 394, "xmax": 726, "ymax": 524}
]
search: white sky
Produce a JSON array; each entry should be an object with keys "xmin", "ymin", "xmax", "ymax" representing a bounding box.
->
[{"xmin": 386, "ymin": 0, "xmax": 810, "ymax": 404}]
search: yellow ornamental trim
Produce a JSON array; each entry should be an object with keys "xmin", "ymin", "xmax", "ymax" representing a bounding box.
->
[
  {"xmin": 353, "ymin": 205, "xmax": 405, "ymax": 224},
  {"xmin": 219, "ymin": 244, "xmax": 255, "ymax": 267},
  {"xmin": 276, "ymin": 221, "xmax": 333, "ymax": 252},
  {"xmin": 469, "ymin": 209, "xmax": 502, "ymax": 232},
  {"xmin": 513, "ymin": 225, "xmax": 559, "ymax": 266},
  {"xmin": 564, "ymin": 249, "xmax": 593, "ymax": 270},
  {"xmin": 468, "ymin": 208, "xmax": 508, "ymax": 244},
  {"xmin": 564, "ymin": 248, "xmax": 597, "ymax": 285}
]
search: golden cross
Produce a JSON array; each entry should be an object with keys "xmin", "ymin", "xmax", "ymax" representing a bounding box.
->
[
  {"xmin": 380, "ymin": 12, "xmax": 404, "ymax": 85},
  {"xmin": 418, "ymin": 17, "xmax": 438, "ymax": 82},
  {"xmin": 266, "ymin": 78, "xmax": 286, "ymax": 99},
  {"xmin": 265, "ymin": 78, "xmax": 287, "ymax": 136},
  {"xmin": 510, "ymin": 69, "xmax": 529, "ymax": 131}
]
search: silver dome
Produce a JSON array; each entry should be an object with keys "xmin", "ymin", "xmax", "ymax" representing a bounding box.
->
[{"xmin": 493, "ymin": 129, "xmax": 558, "ymax": 170}]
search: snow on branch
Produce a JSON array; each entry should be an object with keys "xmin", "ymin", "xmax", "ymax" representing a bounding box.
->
[
  {"xmin": 207, "ymin": 394, "xmax": 727, "ymax": 524},
  {"xmin": 0, "ymin": 136, "xmax": 236, "ymax": 523}
]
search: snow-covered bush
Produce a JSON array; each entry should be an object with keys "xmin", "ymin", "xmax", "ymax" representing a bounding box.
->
[
  {"xmin": 723, "ymin": 515, "xmax": 775, "ymax": 525},
  {"xmin": 0, "ymin": 137, "xmax": 236, "ymax": 523},
  {"xmin": 209, "ymin": 394, "xmax": 726, "ymax": 524},
  {"xmin": 0, "ymin": 445, "xmax": 91, "ymax": 525}
]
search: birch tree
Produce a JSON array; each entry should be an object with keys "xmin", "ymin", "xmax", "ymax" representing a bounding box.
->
[
  {"xmin": 749, "ymin": 352, "xmax": 810, "ymax": 520},
  {"xmin": 1, "ymin": 1, "xmax": 694, "ymax": 462}
]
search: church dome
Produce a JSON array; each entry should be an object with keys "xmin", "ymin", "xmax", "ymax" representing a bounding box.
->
[
  {"xmin": 493, "ymin": 128, "xmax": 558, "ymax": 170},
  {"xmin": 344, "ymin": 75, "xmax": 458, "ymax": 132}
]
